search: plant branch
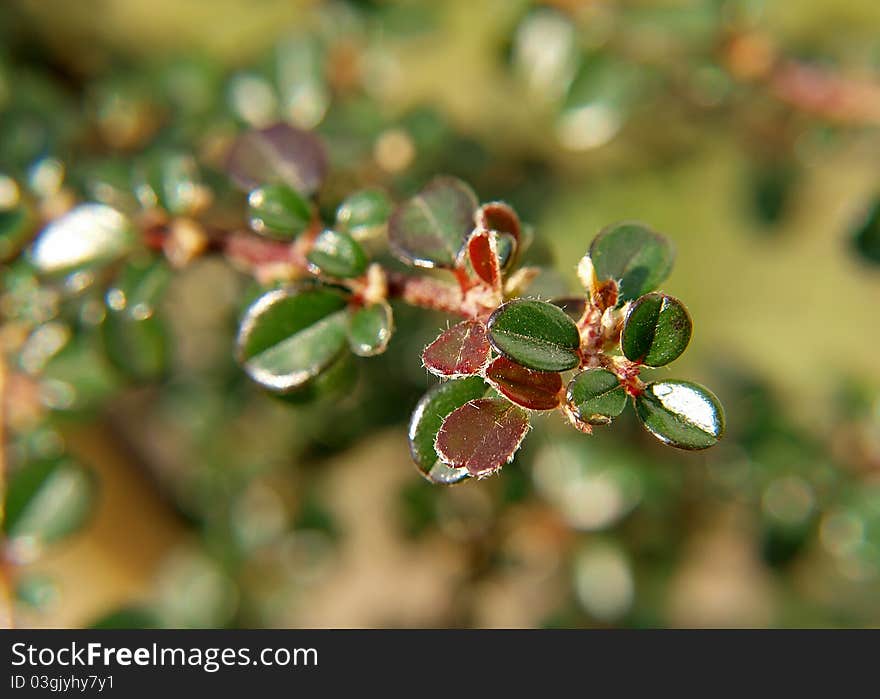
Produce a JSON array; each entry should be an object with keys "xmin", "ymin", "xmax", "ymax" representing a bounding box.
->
[
  {"xmin": 723, "ymin": 31, "xmax": 880, "ymax": 126},
  {"xmin": 145, "ymin": 219, "xmax": 472, "ymax": 318}
]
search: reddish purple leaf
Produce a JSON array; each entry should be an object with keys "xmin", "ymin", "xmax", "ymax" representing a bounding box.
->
[
  {"xmin": 475, "ymin": 201, "xmax": 521, "ymax": 242},
  {"xmin": 225, "ymin": 123, "xmax": 328, "ymax": 195},
  {"xmin": 465, "ymin": 229, "xmax": 501, "ymax": 290},
  {"xmin": 422, "ymin": 320, "xmax": 491, "ymax": 377},
  {"xmin": 484, "ymin": 357, "xmax": 563, "ymax": 410},
  {"xmin": 435, "ymin": 398, "xmax": 530, "ymax": 477}
]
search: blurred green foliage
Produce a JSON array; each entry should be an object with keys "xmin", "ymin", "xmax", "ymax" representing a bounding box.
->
[{"xmin": 1, "ymin": 0, "xmax": 879, "ymax": 628}]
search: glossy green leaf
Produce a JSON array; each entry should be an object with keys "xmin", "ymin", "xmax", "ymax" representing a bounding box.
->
[
  {"xmin": 621, "ymin": 292, "xmax": 692, "ymax": 367},
  {"xmin": 335, "ymin": 188, "xmax": 392, "ymax": 239},
  {"xmin": 388, "ymin": 176, "xmax": 478, "ymax": 268},
  {"xmin": 435, "ymin": 398, "xmax": 530, "ymax": 477},
  {"xmin": 40, "ymin": 335, "xmax": 121, "ymax": 412},
  {"xmin": 348, "ymin": 302, "xmax": 393, "ymax": 357},
  {"xmin": 307, "ymin": 229, "xmax": 368, "ymax": 278},
  {"xmin": 566, "ymin": 368, "xmax": 626, "ymax": 425},
  {"xmin": 635, "ymin": 380, "xmax": 725, "ymax": 450},
  {"xmin": 487, "ymin": 298, "xmax": 581, "ymax": 372},
  {"xmin": 588, "ymin": 222, "xmax": 674, "ymax": 302},
  {"xmin": 102, "ymin": 313, "xmax": 169, "ymax": 382},
  {"xmin": 102, "ymin": 258, "xmax": 171, "ymax": 381},
  {"xmin": 106, "ymin": 256, "xmax": 171, "ymax": 312},
  {"xmin": 494, "ymin": 233, "xmax": 516, "ymax": 271},
  {"xmin": 29, "ymin": 204, "xmax": 134, "ymax": 275},
  {"xmin": 225, "ymin": 123, "xmax": 328, "ymax": 195},
  {"xmin": 485, "ymin": 356, "xmax": 562, "ymax": 410},
  {"xmin": 558, "ymin": 53, "xmax": 640, "ymax": 151},
  {"xmin": 236, "ymin": 286, "xmax": 349, "ymax": 392},
  {"xmin": 133, "ymin": 150, "xmax": 204, "ymax": 216},
  {"xmin": 273, "ymin": 35, "xmax": 330, "ymax": 129},
  {"xmin": 749, "ymin": 160, "xmax": 797, "ymax": 226},
  {"xmin": 275, "ymin": 351, "xmax": 358, "ymax": 405},
  {"xmin": 851, "ymin": 196, "xmax": 880, "ymax": 265},
  {"xmin": 422, "ymin": 320, "xmax": 491, "ymax": 377},
  {"xmin": 4, "ymin": 456, "xmax": 96, "ymax": 549},
  {"xmin": 408, "ymin": 377, "xmax": 486, "ymax": 484},
  {"xmin": 248, "ymin": 183, "xmax": 312, "ymax": 239},
  {"xmin": 75, "ymin": 157, "xmax": 139, "ymax": 213}
]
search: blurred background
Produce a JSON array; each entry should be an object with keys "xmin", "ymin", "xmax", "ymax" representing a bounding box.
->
[{"xmin": 1, "ymin": 0, "xmax": 879, "ymax": 628}]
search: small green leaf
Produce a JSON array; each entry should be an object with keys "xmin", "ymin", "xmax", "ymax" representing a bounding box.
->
[
  {"xmin": 749, "ymin": 160, "xmax": 797, "ymax": 226},
  {"xmin": 588, "ymin": 222, "xmax": 674, "ymax": 302},
  {"xmin": 102, "ymin": 258, "xmax": 172, "ymax": 381},
  {"xmin": 102, "ymin": 313, "xmax": 169, "ymax": 382},
  {"xmin": 566, "ymin": 368, "xmax": 626, "ymax": 425},
  {"xmin": 388, "ymin": 176, "xmax": 478, "ymax": 268},
  {"xmin": 851, "ymin": 196, "xmax": 880, "ymax": 265},
  {"xmin": 4, "ymin": 456, "xmax": 96, "ymax": 550},
  {"xmin": 248, "ymin": 183, "xmax": 312, "ymax": 239},
  {"xmin": 485, "ymin": 356, "xmax": 562, "ymax": 410},
  {"xmin": 133, "ymin": 150, "xmax": 204, "ymax": 216},
  {"xmin": 435, "ymin": 398, "xmax": 530, "ymax": 478},
  {"xmin": 635, "ymin": 380, "xmax": 725, "ymax": 450},
  {"xmin": 307, "ymin": 229, "xmax": 368, "ymax": 278},
  {"xmin": 335, "ymin": 188, "xmax": 392, "ymax": 240},
  {"xmin": 225, "ymin": 123, "xmax": 328, "ymax": 195},
  {"xmin": 41, "ymin": 335, "xmax": 121, "ymax": 412},
  {"xmin": 348, "ymin": 302, "xmax": 393, "ymax": 357},
  {"xmin": 275, "ymin": 352, "xmax": 358, "ymax": 405},
  {"xmin": 236, "ymin": 286, "xmax": 349, "ymax": 392},
  {"xmin": 408, "ymin": 377, "xmax": 486, "ymax": 484},
  {"xmin": 621, "ymin": 292, "xmax": 692, "ymax": 367},
  {"xmin": 422, "ymin": 320, "xmax": 491, "ymax": 377},
  {"xmin": 487, "ymin": 298, "xmax": 581, "ymax": 372},
  {"xmin": 29, "ymin": 204, "xmax": 134, "ymax": 275}
]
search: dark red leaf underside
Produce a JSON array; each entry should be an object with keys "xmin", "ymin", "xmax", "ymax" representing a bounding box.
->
[
  {"xmin": 485, "ymin": 356, "xmax": 563, "ymax": 410},
  {"xmin": 422, "ymin": 320, "xmax": 491, "ymax": 377},
  {"xmin": 466, "ymin": 230, "xmax": 501, "ymax": 289},
  {"xmin": 435, "ymin": 398, "xmax": 530, "ymax": 477},
  {"xmin": 475, "ymin": 201, "xmax": 521, "ymax": 243}
]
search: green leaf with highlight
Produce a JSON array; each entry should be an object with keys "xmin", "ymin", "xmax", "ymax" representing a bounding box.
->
[
  {"xmin": 621, "ymin": 292, "xmax": 692, "ymax": 367},
  {"xmin": 566, "ymin": 368, "xmax": 627, "ymax": 425},
  {"xmin": 588, "ymin": 222, "xmax": 674, "ymax": 302},
  {"xmin": 487, "ymin": 299, "xmax": 581, "ymax": 372},
  {"xmin": 408, "ymin": 377, "xmax": 486, "ymax": 484},
  {"xmin": 388, "ymin": 176, "xmax": 478, "ymax": 268},
  {"xmin": 635, "ymin": 380, "xmax": 725, "ymax": 450},
  {"xmin": 236, "ymin": 286, "xmax": 349, "ymax": 393},
  {"xmin": 348, "ymin": 302, "xmax": 393, "ymax": 357},
  {"xmin": 307, "ymin": 229, "xmax": 368, "ymax": 278},
  {"xmin": 4, "ymin": 456, "xmax": 96, "ymax": 549}
]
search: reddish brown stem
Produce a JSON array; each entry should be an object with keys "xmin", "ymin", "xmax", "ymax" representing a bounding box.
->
[
  {"xmin": 386, "ymin": 272, "xmax": 468, "ymax": 317},
  {"xmin": 723, "ymin": 31, "xmax": 880, "ymax": 126},
  {"xmin": 768, "ymin": 61, "xmax": 880, "ymax": 126},
  {"xmin": 148, "ymin": 220, "xmax": 472, "ymax": 318}
]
